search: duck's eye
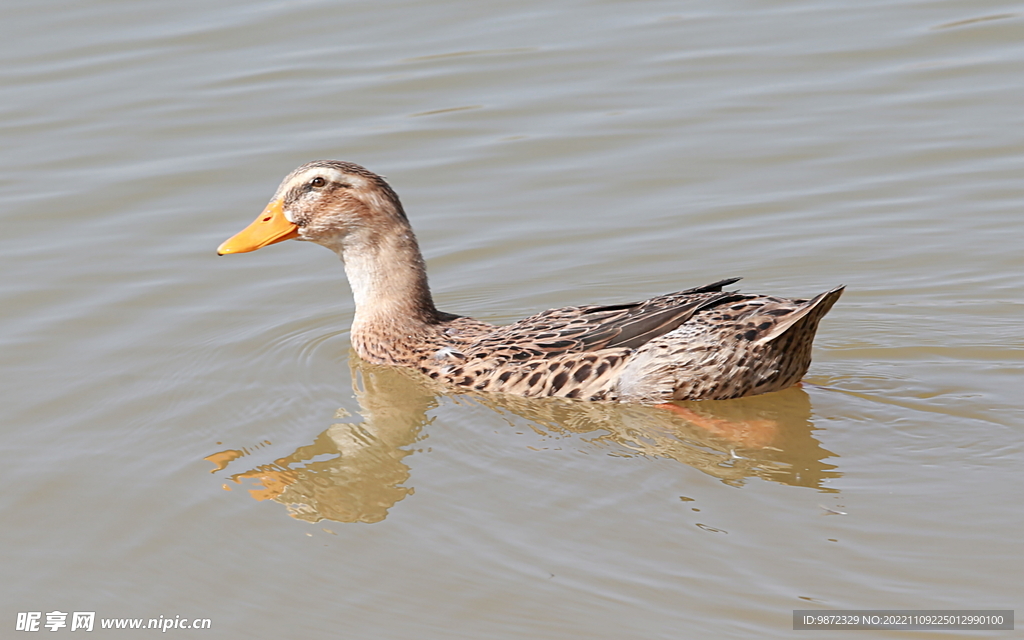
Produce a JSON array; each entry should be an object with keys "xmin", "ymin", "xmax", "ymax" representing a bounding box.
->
[{"xmin": 309, "ymin": 176, "xmax": 326, "ymax": 188}]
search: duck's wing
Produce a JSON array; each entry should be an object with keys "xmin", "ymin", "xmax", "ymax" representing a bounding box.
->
[{"xmin": 465, "ymin": 279, "xmax": 746, "ymax": 360}]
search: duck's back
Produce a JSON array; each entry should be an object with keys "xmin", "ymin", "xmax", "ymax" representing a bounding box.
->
[
  {"xmin": 420, "ymin": 279, "xmax": 842, "ymax": 402},
  {"xmin": 614, "ymin": 285, "xmax": 844, "ymax": 401}
]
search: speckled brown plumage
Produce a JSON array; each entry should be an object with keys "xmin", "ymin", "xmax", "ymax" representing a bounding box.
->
[{"xmin": 219, "ymin": 160, "xmax": 843, "ymax": 403}]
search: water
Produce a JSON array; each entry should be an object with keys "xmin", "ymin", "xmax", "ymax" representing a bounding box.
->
[{"xmin": 2, "ymin": 0, "xmax": 1021, "ymax": 637}]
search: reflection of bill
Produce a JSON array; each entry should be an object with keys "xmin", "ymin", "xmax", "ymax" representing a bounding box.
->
[
  {"xmin": 207, "ymin": 360, "xmax": 437, "ymax": 524},
  {"xmin": 207, "ymin": 354, "xmax": 840, "ymax": 523}
]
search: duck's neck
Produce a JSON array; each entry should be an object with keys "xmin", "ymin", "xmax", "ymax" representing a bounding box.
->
[{"xmin": 338, "ymin": 224, "xmax": 440, "ymax": 356}]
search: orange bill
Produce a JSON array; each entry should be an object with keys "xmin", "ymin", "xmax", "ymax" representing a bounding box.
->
[{"xmin": 217, "ymin": 199, "xmax": 299, "ymax": 255}]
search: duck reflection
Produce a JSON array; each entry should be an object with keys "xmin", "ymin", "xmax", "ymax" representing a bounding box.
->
[
  {"xmin": 469, "ymin": 380, "xmax": 839, "ymax": 490},
  {"xmin": 207, "ymin": 359, "xmax": 436, "ymax": 524},
  {"xmin": 207, "ymin": 353, "xmax": 840, "ymax": 523}
]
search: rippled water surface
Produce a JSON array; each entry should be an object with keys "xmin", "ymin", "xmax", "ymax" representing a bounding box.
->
[{"xmin": 3, "ymin": 0, "xmax": 1022, "ymax": 637}]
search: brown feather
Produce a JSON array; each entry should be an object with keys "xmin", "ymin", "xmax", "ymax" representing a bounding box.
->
[{"xmin": 224, "ymin": 161, "xmax": 843, "ymax": 403}]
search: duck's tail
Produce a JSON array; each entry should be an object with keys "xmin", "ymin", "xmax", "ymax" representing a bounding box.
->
[{"xmin": 756, "ymin": 285, "xmax": 844, "ymax": 345}]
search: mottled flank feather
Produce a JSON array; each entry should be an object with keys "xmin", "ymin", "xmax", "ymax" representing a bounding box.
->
[{"xmin": 220, "ymin": 160, "xmax": 843, "ymax": 402}]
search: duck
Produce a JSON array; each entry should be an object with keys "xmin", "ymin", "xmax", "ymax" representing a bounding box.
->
[{"xmin": 218, "ymin": 160, "xmax": 843, "ymax": 403}]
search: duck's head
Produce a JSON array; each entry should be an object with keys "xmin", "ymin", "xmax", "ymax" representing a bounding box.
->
[{"xmin": 217, "ymin": 160, "xmax": 409, "ymax": 257}]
